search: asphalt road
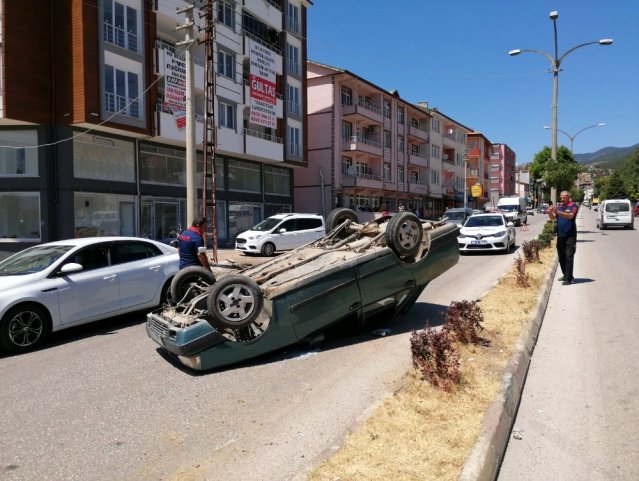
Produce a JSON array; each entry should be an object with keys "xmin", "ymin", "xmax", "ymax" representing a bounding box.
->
[
  {"xmin": 0, "ymin": 215, "xmax": 546, "ymax": 481},
  {"xmin": 498, "ymin": 209, "xmax": 639, "ymax": 480}
]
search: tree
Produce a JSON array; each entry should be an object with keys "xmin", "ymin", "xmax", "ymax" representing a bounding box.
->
[
  {"xmin": 602, "ymin": 170, "xmax": 628, "ymax": 200},
  {"xmin": 620, "ymin": 149, "xmax": 639, "ymax": 201},
  {"xmin": 530, "ymin": 146, "xmax": 581, "ymax": 195}
]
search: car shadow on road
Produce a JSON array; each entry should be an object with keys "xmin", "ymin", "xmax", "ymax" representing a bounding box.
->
[{"xmin": 165, "ymin": 300, "xmax": 451, "ymax": 376}]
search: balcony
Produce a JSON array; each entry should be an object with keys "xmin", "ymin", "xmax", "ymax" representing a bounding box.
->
[
  {"xmin": 408, "ymin": 180, "xmax": 428, "ymax": 195},
  {"xmin": 243, "ymin": 0, "xmax": 282, "ymax": 31},
  {"xmin": 341, "ymin": 172, "xmax": 383, "ymax": 189},
  {"xmin": 244, "ymin": 128, "xmax": 283, "ymax": 162},
  {"xmin": 407, "ymin": 124, "xmax": 428, "ymax": 142},
  {"xmin": 341, "ymin": 99, "xmax": 383, "ymax": 124},
  {"xmin": 407, "ymin": 152, "xmax": 428, "ymax": 168},
  {"xmin": 341, "ymin": 136, "xmax": 382, "ymax": 156}
]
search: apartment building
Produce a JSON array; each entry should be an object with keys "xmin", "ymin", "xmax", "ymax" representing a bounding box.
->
[
  {"xmin": 466, "ymin": 132, "xmax": 493, "ymax": 210},
  {"xmin": 296, "ymin": 61, "xmax": 471, "ymax": 218},
  {"xmin": 0, "ymin": 0, "xmax": 310, "ymax": 257},
  {"xmin": 489, "ymin": 143, "xmax": 517, "ymax": 207}
]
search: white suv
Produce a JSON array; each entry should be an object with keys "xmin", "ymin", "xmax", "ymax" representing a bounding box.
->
[{"xmin": 235, "ymin": 213, "xmax": 325, "ymax": 256}]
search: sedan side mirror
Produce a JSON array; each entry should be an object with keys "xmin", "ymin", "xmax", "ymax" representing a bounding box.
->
[{"xmin": 58, "ymin": 262, "xmax": 84, "ymax": 276}]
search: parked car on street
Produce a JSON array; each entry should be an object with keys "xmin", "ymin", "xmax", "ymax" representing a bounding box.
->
[
  {"xmin": 597, "ymin": 199, "xmax": 634, "ymax": 230},
  {"xmin": 0, "ymin": 237, "xmax": 179, "ymax": 353},
  {"xmin": 235, "ymin": 213, "xmax": 325, "ymax": 257},
  {"xmin": 457, "ymin": 213, "xmax": 516, "ymax": 254},
  {"xmin": 442, "ymin": 207, "xmax": 474, "ymax": 227},
  {"xmin": 146, "ymin": 208, "xmax": 460, "ymax": 371},
  {"xmin": 634, "ymin": 203, "xmax": 639, "ymax": 217}
]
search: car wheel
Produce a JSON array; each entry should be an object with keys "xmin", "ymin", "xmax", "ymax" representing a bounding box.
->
[
  {"xmin": 0, "ymin": 304, "xmax": 51, "ymax": 354},
  {"xmin": 170, "ymin": 266, "xmax": 216, "ymax": 305},
  {"xmin": 206, "ymin": 274, "xmax": 263, "ymax": 329},
  {"xmin": 326, "ymin": 208, "xmax": 359, "ymax": 238},
  {"xmin": 386, "ymin": 212, "xmax": 423, "ymax": 257},
  {"xmin": 261, "ymin": 242, "xmax": 276, "ymax": 257}
]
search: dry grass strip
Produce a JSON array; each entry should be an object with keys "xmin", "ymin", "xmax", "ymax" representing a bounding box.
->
[{"xmin": 307, "ymin": 246, "xmax": 556, "ymax": 481}]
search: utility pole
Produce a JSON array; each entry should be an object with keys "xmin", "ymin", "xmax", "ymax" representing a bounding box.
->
[
  {"xmin": 201, "ymin": 0, "xmax": 218, "ymax": 263},
  {"xmin": 176, "ymin": 3, "xmax": 198, "ymax": 227}
]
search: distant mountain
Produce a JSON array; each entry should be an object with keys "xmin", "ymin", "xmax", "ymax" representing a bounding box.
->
[{"xmin": 574, "ymin": 144, "xmax": 639, "ymax": 170}]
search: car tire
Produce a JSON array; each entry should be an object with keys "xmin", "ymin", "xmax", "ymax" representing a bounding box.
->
[
  {"xmin": 206, "ymin": 274, "xmax": 263, "ymax": 329},
  {"xmin": 0, "ymin": 303, "xmax": 51, "ymax": 354},
  {"xmin": 261, "ymin": 242, "xmax": 276, "ymax": 257},
  {"xmin": 170, "ymin": 266, "xmax": 216, "ymax": 305},
  {"xmin": 326, "ymin": 208, "xmax": 359, "ymax": 238},
  {"xmin": 386, "ymin": 212, "xmax": 423, "ymax": 257}
]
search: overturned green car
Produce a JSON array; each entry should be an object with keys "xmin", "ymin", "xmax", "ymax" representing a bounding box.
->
[{"xmin": 146, "ymin": 208, "xmax": 460, "ymax": 371}]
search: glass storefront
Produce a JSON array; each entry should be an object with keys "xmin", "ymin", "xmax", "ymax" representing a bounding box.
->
[{"xmin": 0, "ymin": 193, "xmax": 41, "ymax": 241}]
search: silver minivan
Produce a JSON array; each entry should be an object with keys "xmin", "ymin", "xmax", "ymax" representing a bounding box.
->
[{"xmin": 597, "ymin": 199, "xmax": 634, "ymax": 230}]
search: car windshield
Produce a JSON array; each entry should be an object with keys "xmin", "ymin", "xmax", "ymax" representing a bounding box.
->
[
  {"xmin": 445, "ymin": 211, "xmax": 466, "ymax": 220},
  {"xmin": 498, "ymin": 205, "xmax": 518, "ymax": 212},
  {"xmin": 465, "ymin": 216, "xmax": 504, "ymax": 228},
  {"xmin": 250, "ymin": 217, "xmax": 282, "ymax": 232},
  {"xmin": 0, "ymin": 245, "xmax": 74, "ymax": 276}
]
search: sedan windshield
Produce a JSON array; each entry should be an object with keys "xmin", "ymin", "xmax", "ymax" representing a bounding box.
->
[
  {"xmin": 0, "ymin": 245, "xmax": 74, "ymax": 276},
  {"xmin": 445, "ymin": 211, "xmax": 466, "ymax": 220},
  {"xmin": 465, "ymin": 216, "xmax": 504, "ymax": 228},
  {"xmin": 250, "ymin": 218, "xmax": 282, "ymax": 232},
  {"xmin": 498, "ymin": 205, "xmax": 518, "ymax": 212}
]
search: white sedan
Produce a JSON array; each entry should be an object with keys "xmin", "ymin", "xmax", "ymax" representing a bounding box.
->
[
  {"xmin": 0, "ymin": 237, "xmax": 179, "ymax": 354},
  {"xmin": 457, "ymin": 213, "xmax": 516, "ymax": 254}
]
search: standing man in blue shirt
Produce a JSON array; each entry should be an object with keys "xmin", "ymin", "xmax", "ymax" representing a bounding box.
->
[
  {"xmin": 177, "ymin": 217, "xmax": 211, "ymax": 270},
  {"xmin": 548, "ymin": 191, "xmax": 578, "ymax": 285}
]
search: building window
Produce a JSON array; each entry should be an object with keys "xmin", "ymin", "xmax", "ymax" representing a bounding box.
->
[
  {"xmin": 228, "ymin": 159, "xmax": 261, "ymax": 193},
  {"xmin": 264, "ymin": 165, "xmax": 291, "ymax": 196},
  {"xmin": 410, "ymin": 171, "xmax": 418, "ymax": 183},
  {"xmin": 0, "ymin": 193, "xmax": 40, "ymax": 241},
  {"xmin": 383, "ymin": 130, "xmax": 391, "ymax": 149},
  {"xmin": 341, "ymin": 121, "xmax": 353, "ymax": 140},
  {"xmin": 286, "ymin": 43, "xmax": 300, "ymax": 76},
  {"xmin": 397, "ymin": 107, "xmax": 405, "ymax": 125},
  {"xmin": 431, "ymin": 118, "xmax": 440, "ymax": 133},
  {"xmin": 217, "ymin": 0, "xmax": 235, "ymax": 29},
  {"xmin": 287, "ymin": 126, "xmax": 300, "ymax": 157},
  {"xmin": 74, "ymin": 192, "xmax": 136, "ymax": 238},
  {"xmin": 341, "ymin": 86, "xmax": 353, "ymax": 106},
  {"xmin": 104, "ymin": 65, "xmax": 140, "ymax": 118},
  {"xmin": 383, "ymin": 163, "xmax": 391, "ymax": 181},
  {"xmin": 217, "ymin": 50, "xmax": 234, "ymax": 79},
  {"xmin": 397, "ymin": 136, "xmax": 404, "ymax": 153},
  {"xmin": 287, "ymin": 84, "xmax": 300, "ymax": 116},
  {"xmin": 383, "ymin": 100, "xmax": 391, "ymax": 119},
  {"xmin": 218, "ymin": 101, "xmax": 235, "ymax": 129},
  {"xmin": 103, "ymin": 0, "xmax": 138, "ymax": 53},
  {"xmin": 341, "ymin": 157, "xmax": 352, "ymax": 175},
  {"xmin": 431, "ymin": 169, "xmax": 440, "ymax": 184},
  {"xmin": 74, "ymin": 134, "xmax": 135, "ymax": 182},
  {"xmin": 431, "ymin": 144, "xmax": 441, "ymax": 159},
  {"xmin": 287, "ymin": 2, "xmax": 299, "ymax": 33},
  {"xmin": 0, "ymin": 130, "xmax": 38, "ymax": 176},
  {"xmin": 397, "ymin": 166, "xmax": 404, "ymax": 183}
]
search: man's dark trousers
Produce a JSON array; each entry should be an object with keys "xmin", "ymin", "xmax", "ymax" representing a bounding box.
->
[{"xmin": 557, "ymin": 235, "xmax": 576, "ymax": 281}]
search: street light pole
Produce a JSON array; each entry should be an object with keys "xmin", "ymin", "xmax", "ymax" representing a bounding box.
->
[
  {"xmin": 463, "ymin": 149, "xmax": 468, "ymax": 210},
  {"xmin": 543, "ymin": 123, "xmax": 606, "ymax": 153},
  {"xmin": 508, "ymin": 10, "xmax": 612, "ymax": 203}
]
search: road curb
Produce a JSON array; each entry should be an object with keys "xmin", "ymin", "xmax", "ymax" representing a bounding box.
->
[{"xmin": 458, "ymin": 254, "xmax": 558, "ymax": 481}]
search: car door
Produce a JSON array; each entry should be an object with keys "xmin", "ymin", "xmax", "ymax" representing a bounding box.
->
[
  {"xmin": 110, "ymin": 240, "xmax": 166, "ymax": 309},
  {"xmin": 275, "ymin": 219, "xmax": 300, "ymax": 251},
  {"xmin": 354, "ymin": 250, "xmax": 415, "ymax": 321},
  {"xmin": 297, "ymin": 217, "xmax": 325, "ymax": 245},
  {"xmin": 285, "ymin": 266, "xmax": 361, "ymax": 340},
  {"xmin": 57, "ymin": 243, "xmax": 121, "ymax": 325}
]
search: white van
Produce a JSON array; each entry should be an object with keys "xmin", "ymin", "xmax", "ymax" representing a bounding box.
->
[
  {"xmin": 597, "ymin": 199, "xmax": 634, "ymax": 230},
  {"xmin": 235, "ymin": 213, "xmax": 325, "ymax": 256},
  {"xmin": 497, "ymin": 196, "xmax": 527, "ymax": 226}
]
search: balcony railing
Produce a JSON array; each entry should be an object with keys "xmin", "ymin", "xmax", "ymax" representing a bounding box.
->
[
  {"xmin": 243, "ymin": 30, "xmax": 281, "ymax": 55},
  {"xmin": 345, "ymin": 135, "xmax": 382, "ymax": 149},
  {"xmin": 244, "ymin": 128, "xmax": 283, "ymax": 144},
  {"xmin": 104, "ymin": 22, "xmax": 138, "ymax": 53},
  {"xmin": 105, "ymin": 92, "xmax": 140, "ymax": 118}
]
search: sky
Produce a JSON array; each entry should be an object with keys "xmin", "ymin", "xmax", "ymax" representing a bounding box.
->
[{"xmin": 306, "ymin": 0, "xmax": 639, "ymax": 164}]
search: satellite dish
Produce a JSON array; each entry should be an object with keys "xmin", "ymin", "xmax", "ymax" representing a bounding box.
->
[
  {"xmin": 442, "ymin": 154, "xmax": 449, "ymax": 160},
  {"xmin": 347, "ymin": 165, "xmax": 357, "ymax": 176}
]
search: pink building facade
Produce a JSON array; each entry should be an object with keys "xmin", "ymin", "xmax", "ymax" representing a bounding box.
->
[
  {"xmin": 488, "ymin": 143, "xmax": 517, "ymax": 207},
  {"xmin": 296, "ymin": 61, "xmax": 471, "ymax": 218}
]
